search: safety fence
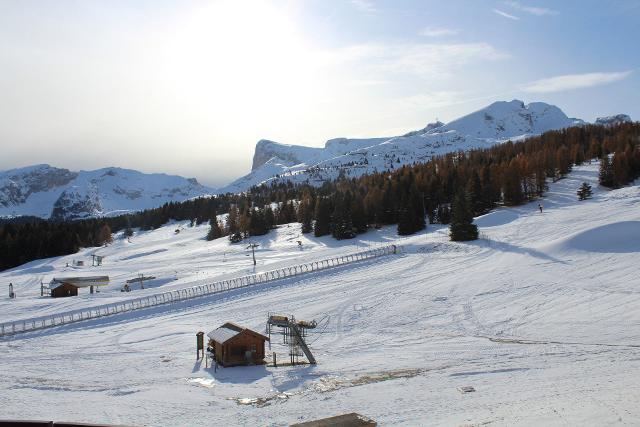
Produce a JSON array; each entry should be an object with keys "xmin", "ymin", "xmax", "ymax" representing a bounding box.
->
[{"xmin": 0, "ymin": 244, "xmax": 399, "ymax": 337}]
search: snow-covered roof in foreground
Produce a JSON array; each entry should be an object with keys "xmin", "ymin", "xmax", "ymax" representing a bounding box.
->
[{"xmin": 207, "ymin": 322, "xmax": 269, "ymax": 344}]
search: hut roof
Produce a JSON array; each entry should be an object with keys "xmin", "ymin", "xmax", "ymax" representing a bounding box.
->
[
  {"xmin": 207, "ymin": 322, "xmax": 269, "ymax": 344},
  {"xmin": 49, "ymin": 276, "xmax": 110, "ymax": 289}
]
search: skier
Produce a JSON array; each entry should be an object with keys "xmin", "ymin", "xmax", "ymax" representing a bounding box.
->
[{"xmin": 538, "ymin": 203, "xmax": 543, "ymax": 213}]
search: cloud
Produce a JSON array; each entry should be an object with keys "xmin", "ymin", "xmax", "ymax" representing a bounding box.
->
[
  {"xmin": 326, "ymin": 42, "xmax": 507, "ymax": 79},
  {"xmin": 391, "ymin": 91, "xmax": 464, "ymax": 110},
  {"xmin": 493, "ymin": 9, "xmax": 520, "ymax": 20},
  {"xmin": 521, "ymin": 71, "xmax": 633, "ymax": 93},
  {"xmin": 504, "ymin": 1, "xmax": 558, "ymax": 16},
  {"xmin": 419, "ymin": 27, "xmax": 459, "ymax": 37},
  {"xmin": 350, "ymin": 0, "xmax": 377, "ymax": 13}
]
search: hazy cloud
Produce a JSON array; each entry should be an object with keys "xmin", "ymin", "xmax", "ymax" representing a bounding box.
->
[
  {"xmin": 493, "ymin": 9, "xmax": 520, "ymax": 20},
  {"xmin": 504, "ymin": 1, "xmax": 559, "ymax": 16},
  {"xmin": 327, "ymin": 42, "xmax": 507, "ymax": 79},
  {"xmin": 521, "ymin": 71, "xmax": 633, "ymax": 93},
  {"xmin": 418, "ymin": 27, "xmax": 459, "ymax": 37},
  {"xmin": 350, "ymin": 0, "xmax": 377, "ymax": 13}
]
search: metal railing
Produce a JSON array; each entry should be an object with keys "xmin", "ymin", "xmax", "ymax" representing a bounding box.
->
[{"xmin": 0, "ymin": 244, "xmax": 398, "ymax": 337}]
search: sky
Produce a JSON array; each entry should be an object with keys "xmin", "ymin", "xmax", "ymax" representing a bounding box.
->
[{"xmin": 1, "ymin": 0, "xmax": 639, "ymax": 187}]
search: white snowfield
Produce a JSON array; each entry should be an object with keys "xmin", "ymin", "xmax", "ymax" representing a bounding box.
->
[{"xmin": 0, "ymin": 162, "xmax": 639, "ymax": 426}]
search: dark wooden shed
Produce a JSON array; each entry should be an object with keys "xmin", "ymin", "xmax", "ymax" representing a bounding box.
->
[
  {"xmin": 50, "ymin": 283, "xmax": 79, "ymax": 298},
  {"xmin": 49, "ymin": 276, "xmax": 110, "ymax": 298},
  {"xmin": 207, "ymin": 322, "xmax": 269, "ymax": 367}
]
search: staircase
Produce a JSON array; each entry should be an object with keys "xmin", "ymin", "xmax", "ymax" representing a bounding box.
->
[{"xmin": 289, "ymin": 322, "xmax": 316, "ymax": 365}]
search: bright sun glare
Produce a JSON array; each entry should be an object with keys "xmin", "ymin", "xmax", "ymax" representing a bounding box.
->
[{"xmin": 162, "ymin": 0, "xmax": 321, "ymax": 131}]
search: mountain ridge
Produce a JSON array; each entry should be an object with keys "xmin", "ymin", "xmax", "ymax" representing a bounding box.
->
[
  {"xmin": 2, "ymin": 100, "xmax": 633, "ymax": 220},
  {"xmin": 0, "ymin": 164, "xmax": 214, "ymax": 220},
  {"xmin": 219, "ymin": 99, "xmax": 594, "ymax": 193}
]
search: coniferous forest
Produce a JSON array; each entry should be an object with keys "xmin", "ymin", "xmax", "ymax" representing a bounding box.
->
[{"xmin": 1, "ymin": 123, "xmax": 639, "ymax": 271}]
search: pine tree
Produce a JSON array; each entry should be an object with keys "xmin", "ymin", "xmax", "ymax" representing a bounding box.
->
[
  {"xmin": 122, "ymin": 216, "xmax": 134, "ymax": 238},
  {"xmin": 227, "ymin": 205, "xmax": 239, "ymax": 235},
  {"xmin": 206, "ymin": 220, "xmax": 223, "ymax": 241},
  {"xmin": 239, "ymin": 207, "xmax": 251, "ymax": 238},
  {"xmin": 98, "ymin": 223, "xmax": 113, "ymax": 245},
  {"xmin": 297, "ymin": 193, "xmax": 314, "ymax": 234},
  {"xmin": 249, "ymin": 208, "xmax": 269, "ymax": 236},
  {"xmin": 350, "ymin": 193, "xmax": 368, "ymax": 234},
  {"xmin": 599, "ymin": 154, "xmax": 616, "ymax": 188},
  {"xmin": 449, "ymin": 190, "xmax": 478, "ymax": 241},
  {"xmin": 466, "ymin": 172, "xmax": 483, "ymax": 215},
  {"xmin": 503, "ymin": 159, "xmax": 524, "ymax": 205},
  {"xmin": 577, "ymin": 182, "xmax": 593, "ymax": 201},
  {"xmin": 263, "ymin": 206, "xmax": 276, "ymax": 230},
  {"xmin": 331, "ymin": 191, "xmax": 355, "ymax": 240},
  {"xmin": 313, "ymin": 197, "xmax": 331, "ymax": 237},
  {"xmin": 396, "ymin": 185, "xmax": 426, "ymax": 235}
]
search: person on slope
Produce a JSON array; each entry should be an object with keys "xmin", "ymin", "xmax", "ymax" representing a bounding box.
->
[{"xmin": 538, "ymin": 203, "xmax": 543, "ymax": 213}]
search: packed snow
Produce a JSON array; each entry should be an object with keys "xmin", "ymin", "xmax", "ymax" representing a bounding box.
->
[{"xmin": 0, "ymin": 161, "xmax": 639, "ymax": 426}]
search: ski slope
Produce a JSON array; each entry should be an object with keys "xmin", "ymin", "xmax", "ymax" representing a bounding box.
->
[{"xmin": 0, "ymin": 162, "xmax": 639, "ymax": 426}]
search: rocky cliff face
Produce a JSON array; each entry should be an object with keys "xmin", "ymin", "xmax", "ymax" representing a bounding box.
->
[
  {"xmin": 251, "ymin": 139, "xmax": 323, "ymax": 171},
  {"xmin": 50, "ymin": 185, "xmax": 103, "ymax": 221},
  {"xmin": 0, "ymin": 165, "xmax": 77, "ymax": 208}
]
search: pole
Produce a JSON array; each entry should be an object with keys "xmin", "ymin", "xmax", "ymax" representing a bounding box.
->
[
  {"xmin": 247, "ymin": 243, "xmax": 258, "ymax": 266},
  {"xmin": 422, "ymin": 193, "xmax": 429, "ymax": 242}
]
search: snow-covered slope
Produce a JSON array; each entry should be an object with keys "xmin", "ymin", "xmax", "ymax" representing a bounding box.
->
[
  {"xmin": 0, "ymin": 164, "xmax": 215, "ymax": 220},
  {"xmin": 221, "ymin": 100, "xmax": 585, "ymax": 193},
  {"xmin": 0, "ymin": 162, "xmax": 638, "ymax": 425}
]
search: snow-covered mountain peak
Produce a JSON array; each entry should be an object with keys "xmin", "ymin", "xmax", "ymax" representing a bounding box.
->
[
  {"xmin": 595, "ymin": 114, "xmax": 632, "ymax": 126},
  {"xmin": 437, "ymin": 99, "xmax": 581, "ymax": 140},
  {"xmin": 402, "ymin": 121, "xmax": 445, "ymax": 137},
  {"xmin": 0, "ymin": 165, "xmax": 215, "ymax": 220},
  {"xmin": 220, "ymin": 100, "xmax": 585, "ymax": 194}
]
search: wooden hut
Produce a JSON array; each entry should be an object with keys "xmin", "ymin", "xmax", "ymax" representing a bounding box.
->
[
  {"xmin": 49, "ymin": 276, "xmax": 110, "ymax": 298},
  {"xmin": 50, "ymin": 282, "xmax": 79, "ymax": 298},
  {"xmin": 207, "ymin": 322, "xmax": 269, "ymax": 367}
]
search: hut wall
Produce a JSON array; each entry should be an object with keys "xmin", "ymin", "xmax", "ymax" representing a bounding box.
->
[
  {"xmin": 224, "ymin": 333, "xmax": 266, "ymax": 366},
  {"xmin": 51, "ymin": 283, "xmax": 78, "ymax": 298},
  {"xmin": 216, "ymin": 333, "xmax": 264, "ymax": 366}
]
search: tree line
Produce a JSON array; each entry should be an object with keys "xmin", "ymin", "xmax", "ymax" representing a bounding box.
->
[{"xmin": 1, "ymin": 122, "xmax": 638, "ymax": 271}]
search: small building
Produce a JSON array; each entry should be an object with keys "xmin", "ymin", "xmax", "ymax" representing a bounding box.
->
[
  {"xmin": 49, "ymin": 276, "xmax": 110, "ymax": 298},
  {"xmin": 51, "ymin": 282, "xmax": 79, "ymax": 298},
  {"xmin": 207, "ymin": 322, "xmax": 269, "ymax": 367}
]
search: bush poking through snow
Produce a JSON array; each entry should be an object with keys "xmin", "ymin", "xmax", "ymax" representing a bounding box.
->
[{"xmin": 577, "ymin": 182, "xmax": 593, "ymax": 201}]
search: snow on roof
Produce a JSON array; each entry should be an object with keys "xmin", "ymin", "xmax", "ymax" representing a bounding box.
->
[
  {"xmin": 49, "ymin": 276, "xmax": 110, "ymax": 289},
  {"xmin": 207, "ymin": 322, "xmax": 268, "ymax": 343}
]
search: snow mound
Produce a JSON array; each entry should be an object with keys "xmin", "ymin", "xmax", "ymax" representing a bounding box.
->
[
  {"xmin": 474, "ymin": 209, "xmax": 520, "ymax": 228},
  {"xmin": 547, "ymin": 221, "xmax": 640, "ymax": 254}
]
